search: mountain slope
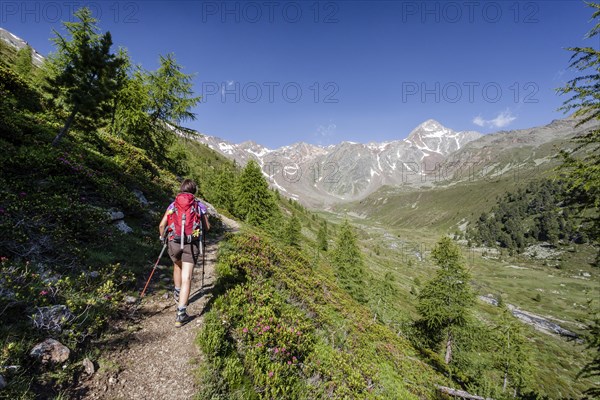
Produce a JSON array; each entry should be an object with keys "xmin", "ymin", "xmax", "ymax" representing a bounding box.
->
[
  {"xmin": 338, "ymin": 117, "xmax": 593, "ymax": 231},
  {"xmin": 0, "ymin": 27, "xmax": 45, "ymax": 66}
]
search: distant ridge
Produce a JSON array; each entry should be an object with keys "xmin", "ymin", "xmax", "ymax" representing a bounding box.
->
[
  {"xmin": 0, "ymin": 27, "xmax": 45, "ymax": 66},
  {"xmin": 197, "ymin": 120, "xmax": 483, "ymax": 205}
]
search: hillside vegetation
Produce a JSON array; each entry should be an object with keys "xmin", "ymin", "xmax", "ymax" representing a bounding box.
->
[
  {"xmin": 1, "ymin": 4, "xmax": 599, "ymax": 400},
  {"xmin": 0, "ymin": 10, "xmax": 452, "ymax": 400}
]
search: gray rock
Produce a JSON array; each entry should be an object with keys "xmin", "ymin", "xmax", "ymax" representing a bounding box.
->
[
  {"xmin": 108, "ymin": 209, "xmax": 125, "ymax": 221},
  {"xmin": 115, "ymin": 220, "xmax": 133, "ymax": 234},
  {"xmin": 508, "ymin": 306, "xmax": 579, "ymax": 339},
  {"xmin": 479, "ymin": 295, "xmax": 498, "ymax": 306},
  {"xmin": 83, "ymin": 358, "xmax": 95, "ymax": 375},
  {"xmin": 124, "ymin": 295, "xmax": 137, "ymax": 305},
  {"xmin": 30, "ymin": 339, "xmax": 70, "ymax": 364},
  {"xmin": 89, "ymin": 271, "xmax": 100, "ymax": 279},
  {"xmin": 31, "ymin": 305, "xmax": 74, "ymax": 333},
  {"xmin": 132, "ymin": 189, "xmax": 149, "ymax": 206},
  {"xmin": 0, "ymin": 374, "xmax": 6, "ymax": 389},
  {"xmin": 36, "ymin": 265, "xmax": 61, "ymax": 285},
  {"xmin": 108, "ymin": 376, "xmax": 117, "ymax": 385}
]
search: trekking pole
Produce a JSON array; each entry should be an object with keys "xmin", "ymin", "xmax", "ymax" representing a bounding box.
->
[
  {"xmin": 140, "ymin": 230, "xmax": 169, "ymax": 299},
  {"xmin": 201, "ymin": 233, "xmax": 206, "ymax": 290}
]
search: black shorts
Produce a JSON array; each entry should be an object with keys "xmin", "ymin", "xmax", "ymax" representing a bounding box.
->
[{"xmin": 167, "ymin": 240, "xmax": 200, "ymax": 264}]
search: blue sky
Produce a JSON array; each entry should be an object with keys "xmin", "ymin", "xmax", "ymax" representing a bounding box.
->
[{"xmin": 1, "ymin": 1, "xmax": 595, "ymax": 148}]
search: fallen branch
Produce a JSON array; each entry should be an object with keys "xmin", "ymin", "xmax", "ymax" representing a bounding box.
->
[{"xmin": 437, "ymin": 385, "xmax": 494, "ymax": 400}]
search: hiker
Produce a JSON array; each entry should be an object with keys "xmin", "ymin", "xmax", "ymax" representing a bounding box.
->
[{"xmin": 159, "ymin": 179, "xmax": 210, "ymax": 327}]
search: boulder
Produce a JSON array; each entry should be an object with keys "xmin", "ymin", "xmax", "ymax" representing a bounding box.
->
[
  {"xmin": 115, "ymin": 220, "xmax": 133, "ymax": 234},
  {"xmin": 29, "ymin": 339, "xmax": 70, "ymax": 364},
  {"xmin": 108, "ymin": 209, "xmax": 125, "ymax": 221},
  {"xmin": 132, "ymin": 189, "xmax": 149, "ymax": 206}
]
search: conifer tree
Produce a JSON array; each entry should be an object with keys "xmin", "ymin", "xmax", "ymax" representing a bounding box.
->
[
  {"xmin": 234, "ymin": 160, "xmax": 278, "ymax": 227},
  {"xmin": 332, "ymin": 220, "xmax": 366, "ymax": 303},
  {"xmin": 13, "ymin": 45, "xmax": 33, "ymax": 79},
  {"xmin": 284, "ymin": 213, "xmax": 301, "ymax": 248},
  {"xmin": 558, "ymin": 2, "xmax": 600, "ymax": 262},
  {"xmin": 212, "ymin": 167, "xmax": 236, "ymax": 212},
  {"xmin": 493, "ymin": 307, "xmax": 532, "ymax": 396},
  {"xmin": 416, "ymin": 237, "xmax": 475, "ymax": 364},
  {"xmin": 558, "ymin": 6, "xmax": 600, "ymax": 392},
  {"xmin": 147, "ymin": 53, "xmax": 200, "ymax": 130},
  {"xmin": 317, "ymin": 221, "xmax": 328, "ymax": 251},
  {"xmin": 112, "ymin": 65, "xmax": 151, "ymax": 142},
  {"xmin": 47, "ymin": 7, "xmax": 123, "ymax": 146}
]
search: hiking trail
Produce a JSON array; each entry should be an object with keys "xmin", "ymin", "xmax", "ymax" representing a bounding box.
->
[{"xmin": 74, "ymin": 216, "xmax": 239, "ymax": 400}]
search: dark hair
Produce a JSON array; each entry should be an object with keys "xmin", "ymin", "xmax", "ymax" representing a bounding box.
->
[{"xmin": 180, "ymin": 179, "xmax": 197, "ymax": 194}]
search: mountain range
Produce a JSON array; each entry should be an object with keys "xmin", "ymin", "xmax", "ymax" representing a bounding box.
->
[{"xmin": 196, "ymin": 118, "xmax": 590, "ymax": 206}]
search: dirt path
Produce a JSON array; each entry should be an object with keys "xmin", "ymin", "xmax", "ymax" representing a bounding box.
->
[{"xmin": 75, "ymin": 217, "xmax": 239, "ymax": 400}]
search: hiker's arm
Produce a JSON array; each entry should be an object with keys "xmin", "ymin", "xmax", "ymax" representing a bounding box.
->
[
  {"xmin": 203, "ymin": 214, "xmax": 210, "ymax": 232},
  {"xmin": 159, "ymin": 211, "xmax": 168, "ymax": 237}
]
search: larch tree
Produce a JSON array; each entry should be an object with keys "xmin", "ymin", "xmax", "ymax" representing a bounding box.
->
[
  {"xmin": 317, "ymin": 221, "xmax": 328, "ymax": 251},
  {"xmin": 234, "ymin": 160, "xmax": 278, "ymax": 227},
  {"xmin": 416, "ymin": 237, "xmax": 475, "ymax": 364},
  {"xmin": 557, "ymin": 5, "xmax": 600, "ymax": 394},
  {"xmin": 493, "ymin": 307, "xmax": 532, "ymax": 397},
  {"xmin": 13, "ymin": 45, "xmax": 33, "ymax": 79},
  {"xmin": 284, "ymin": 213, "xmax": 301, "ymax": 248},
  {"xmin": 332, "ymin": 219, "xmax": 367, "ymax": 303},
  {"xmin": 47, "ymin": 7, "xmax": 123, "ymax": 146}
]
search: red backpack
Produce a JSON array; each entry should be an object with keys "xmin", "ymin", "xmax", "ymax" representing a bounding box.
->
[{"xmin": 167, "ymin": 193, "xmax": 203, "ymax": 246}]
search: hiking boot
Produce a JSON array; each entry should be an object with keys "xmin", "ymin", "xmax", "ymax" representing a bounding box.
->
[{"xmin": 175, "ymin": 309, "xmax": 190, "ymax": 327}]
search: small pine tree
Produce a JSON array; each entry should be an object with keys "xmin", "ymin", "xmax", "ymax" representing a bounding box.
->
[
  {"xmin": 234, "ymin": 160, "xmax": 279, "ymax": 227},
  {"xmin": 317, "ymin": 222, "xmax": 328, "ymax": 251},
  {"xmin": 211, "ymin": 167, "xmax": 236, "ymax": 213},
  {"xmin": 147, "ymin": 53, "xmax": 201, "ymax": 129},
  {"xmin": 494, "ymin": 307, "xmax": 532, "ymax": 395},
  {"xmin": 416, "ymin": 237, "xmax": 475, "ymax": 364},
  {"xmin": 284, "ymin": 213, "xmax": 301, "ymax": 248},
  {"xmin": 332, "ymin": 220, "xmax": 367, "ymax": 303},
  {"xmin": 13, "ymin": 45, "xmax": 33, "ymax": 79},
  {"xmin": 46, "ymin": 7, "xmax": 124, "ymax": 146},
  {"xmin": 111, "ymin": 64, "xmax": 151, "ymax": 141}
]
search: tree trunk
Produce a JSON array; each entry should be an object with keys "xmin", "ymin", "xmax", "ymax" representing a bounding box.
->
[
  {"xmin": 109, "ymin": 97, "xmax": 117, "ymax": 136},
  {"xmin": 52, "ymin": 106, "xmax": 79, "ymax": 146},
  {"xmin": 437, "ymin": 385, "xmax": 494, "ymax": 400},
  {"xmin": 445, "ymin": 330, "xmax": 453, "ymax": 364},
  {"xmin": 503, "ymin": 330, "xmax": 511, "ymax": 392}
]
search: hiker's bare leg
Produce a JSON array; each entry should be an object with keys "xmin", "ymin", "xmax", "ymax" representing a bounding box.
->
[
  {"xmin": 178, "ymin": 261, "xmax": 194, "ymax": 308},
  {"xmin": 173, "ymin": 260, "xmax": 182, "ymax": 289}
]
